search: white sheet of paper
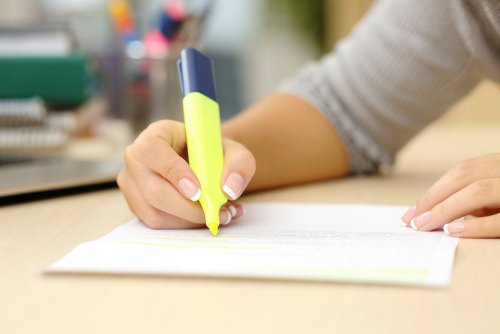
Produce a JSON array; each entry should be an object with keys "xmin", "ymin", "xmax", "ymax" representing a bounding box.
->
[{"xmin": 48, "ymin": 203, "xmax": 459, "ymax": 287}]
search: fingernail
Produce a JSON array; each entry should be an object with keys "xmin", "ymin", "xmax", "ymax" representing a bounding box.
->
[
  {"xmin": 401, "ymin": 205, "xmax": 416, "ymax": 225},
  {"xmin": 443, "ymin": 224, "xmax": 450, "ymax": 235},
  {"xmin": 220, "ymin": 210, "xmax": 232, "ymax": 226},
  {"xmin": 443, "ymin": 222, "xmax": 465, "ymax": 235},
  {"xmin": 178, "ymin": 178, "xmax": 201, "ymax": 201},
  {"xmin": 410, "ymin": 211, "xmax": 431, "ymax": 230},
  {"xmin": 400, "ymin": 221, "xmax": 409, "ymax": 227},
  {"xmin": 223, "ymin": 172, "xmax": 244, "ymax": 200},
  {"xmin": 228, "ymin": 204, "xmax": 237, "ymax": 218}
]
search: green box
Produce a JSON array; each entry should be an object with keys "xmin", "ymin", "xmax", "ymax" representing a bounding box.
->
[{"xmin": 0, "ymin": 54, "xmax": 94, "ymax": 108}]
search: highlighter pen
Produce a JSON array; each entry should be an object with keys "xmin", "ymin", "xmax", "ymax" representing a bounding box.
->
[{"xmin": 177, "ymin": 48, "xmax": 227, "ymax": 236}]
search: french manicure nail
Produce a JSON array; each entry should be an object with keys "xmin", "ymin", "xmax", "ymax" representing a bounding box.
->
[
  {"xmin": 223, "ymin": 211, "xmax": 232, "ymax": 225},
  {"xmin": 444, "ymin": 222, "xmax": 465, "ymax": 235},
  {"xmin": 178, "ymin": 178, "xmax": 201, "ymax": 201},
  {"xmin": 220, "ymin": 210, "xmax": 232, "ymax": 225},
  {"xmin": 401, "ymin": 205, "xmax": 416, "ymax": 224},
  {"xmin": 443, "ymin": 224, "xmax": 450, "ymax": 235},
  {"xmin": 223, "ymin": 172, "xmax": 244, "ymax": 200},
  {"xmin": 228, "ymin": 204, "xmax": 237, "ymax": 218},
  {"xmin": 410, "ymin": 211, "xmax": 431, "ymax": 230}
]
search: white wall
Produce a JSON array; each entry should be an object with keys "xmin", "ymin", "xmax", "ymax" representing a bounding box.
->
[{"xmin": 0, "ymin": 0, "xmax": 41, "ymax": 23}]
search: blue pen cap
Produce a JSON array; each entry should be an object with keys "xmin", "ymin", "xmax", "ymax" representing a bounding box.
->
[
  {"xmin": 159, "ymin": 11, "xmax": 183, "ymax": 39},
  {"xmin": 177, "ymin": 48, "xmax": 217, "ymax": 101}
]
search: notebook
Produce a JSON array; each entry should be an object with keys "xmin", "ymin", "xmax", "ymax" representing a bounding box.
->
[{"xmin": 0, "ymin": 98, "xmax": 69, "ymax": 151}]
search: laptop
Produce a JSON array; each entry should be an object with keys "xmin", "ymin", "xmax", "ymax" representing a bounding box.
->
[{"xmin": 0, "ymin": 154, "xmax": 122, "ymax": 198}]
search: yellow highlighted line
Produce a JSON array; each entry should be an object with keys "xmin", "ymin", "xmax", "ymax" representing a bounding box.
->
[
  {"xmin": 306, "ymin": 267, "xmax": 428, "ymax": 277},
  {"xmin": 135, "ymin": 235, "xmax": 241, "ymax": 242},
  {"xmin": 136, "ymin": 236, "xmax": 224, "ymax": 243},
  {"xmin": 122, "ymin": 241, "xmax": 272, "ymax": 250}
]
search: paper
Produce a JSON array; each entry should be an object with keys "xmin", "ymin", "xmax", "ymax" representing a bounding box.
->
[{"xmin": 49, "ymin": 203, "xmax": 459, "ymax": 287}]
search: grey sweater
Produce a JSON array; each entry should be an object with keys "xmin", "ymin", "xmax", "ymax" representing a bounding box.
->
[{"xmin": 281, "ymin": 0, "xmax": 500, "ymax": 173}]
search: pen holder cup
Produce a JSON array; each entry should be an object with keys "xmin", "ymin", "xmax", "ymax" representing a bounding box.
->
[{"xmin": 124, "ymin": 53, "xmax": 183, "ymax": 135}]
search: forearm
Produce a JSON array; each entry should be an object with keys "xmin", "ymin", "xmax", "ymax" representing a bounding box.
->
[
  {"xmin": 222, "ymin": 93, "xmax": 349, "ymax": 191},
  {"xmin": 279, "ymin": 0, "xmax": 486, "ymax": 173}
]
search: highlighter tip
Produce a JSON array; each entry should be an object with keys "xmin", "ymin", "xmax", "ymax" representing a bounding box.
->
[{"xmin": 208, "ymin": 224, "xmax": 219, "ymax": 236}]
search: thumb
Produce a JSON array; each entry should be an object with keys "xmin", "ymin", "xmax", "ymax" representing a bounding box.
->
[{"xmin": 221, "ymin": 138, "xmax": 256, "ymax": 200}]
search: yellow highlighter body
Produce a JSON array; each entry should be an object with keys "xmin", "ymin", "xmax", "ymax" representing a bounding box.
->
[{"xmin": 183, "ymin": 92, "xmax": 227, "ymax": 236}]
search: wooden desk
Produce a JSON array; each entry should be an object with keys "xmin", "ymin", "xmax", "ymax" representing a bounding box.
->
[{"xmin": 1, "ymin": 121, "xmax": 500, "ymax": 334}]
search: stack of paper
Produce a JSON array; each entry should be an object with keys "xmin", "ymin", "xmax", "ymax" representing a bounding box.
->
[{"xmin": 49, "ymin": 203, "xmax": 459, "ymax": 288}]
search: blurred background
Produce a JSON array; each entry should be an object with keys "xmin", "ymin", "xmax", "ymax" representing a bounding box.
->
[
  {"xmin": 0, "ymin": 0, "xmax": 497, "ymax": 159},
  {"xmin": 0, "ymin": 0, "xmax": 370, "ymax": 141}
]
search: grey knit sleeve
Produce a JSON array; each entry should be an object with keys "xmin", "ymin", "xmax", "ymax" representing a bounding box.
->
[{"xmin": 279, "ymin": 0, "xmax": 500, "ymax": 174}]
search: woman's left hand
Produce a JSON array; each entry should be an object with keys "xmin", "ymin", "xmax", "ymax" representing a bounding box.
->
[{"xmin": 401, "ymin": 153, "xmax": 500, "ymax": 238}]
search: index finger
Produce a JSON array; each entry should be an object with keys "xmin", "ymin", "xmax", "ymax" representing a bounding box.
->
[
  {"xmin": 220, "ymin": 138, "xmax": 256, "ymax": 200},
  {"xmin": 130, "ymin": 120, "xmax": 202, "ymax": 201},
  {"xmin": 404, "ymin": 155, "xmax": 500, "ymax": 224}
]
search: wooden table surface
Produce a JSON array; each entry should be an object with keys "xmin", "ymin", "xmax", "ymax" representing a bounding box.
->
[{"xmin": 1, "ymin": 121, "xmax": 500, "ymax": 334}]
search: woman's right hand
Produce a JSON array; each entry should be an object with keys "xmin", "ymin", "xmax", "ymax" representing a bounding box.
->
[{"xmin": 117, "ymin": 120, "xmax": 256, "ymax": 229}]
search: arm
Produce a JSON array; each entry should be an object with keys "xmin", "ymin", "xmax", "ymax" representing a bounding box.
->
[{"xmin": 222, "ymin": 93, "xmax": 350, "ymax": 191}]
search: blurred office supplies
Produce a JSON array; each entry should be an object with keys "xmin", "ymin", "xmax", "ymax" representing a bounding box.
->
[
  {"xmin": 0, "ymin": 127, "xmax": 67, "ymax": 151},
  {"xmin": 0, "ymin": 26, "xmax": 72, "ymax": 56},
  {"xmin": 159, "ymin": 0, "xmax": 186, "ymax": 41},
  {"xmin": 0, "ymin": 97, "xmax": 119, "ymax": 199},
  {"xmin": 0, "ymin": 24, "xmax": 121, "ymax": 199},
  {"xmin": 107, "ymin": 0, "xmax": 215, "ymax": 133},
  {"xmin": 172, "ymin": 0, "xmax": 214, "ymax": 47},
  {"xmin": 0, "ymin": 54, "xmax": 94, "ymax": 109},
  {"xmin": 0, "ymin": 98, "xmax": 63, "ymax": 151},
  {"xmin": 108, "ymin": 0, "xmax": 145, "ymax": 59},
  {"xmin": 0, "ymin": 23, "xmax": 100, "ymax": 149},
  {"xmin": 143, "ymin": 30, "xmax": 169, "ymax": 59},
  {"xmin": 0, "ymin": 98, "xmax": 121, "ymax": 199},
  {"xmin": 0, "ymin": 25, "xmax": 93, "ymax": 111},
  {"xmin": 0, "ymin": 98, "xmax": 107, "ymax": 151},
  {"xmin": 108, "ymin": 0, "xmax": 141, "ymax": 44},
  {"xmin": 0, "ymin": 98, "xmax": 46, "ymax": 127}
]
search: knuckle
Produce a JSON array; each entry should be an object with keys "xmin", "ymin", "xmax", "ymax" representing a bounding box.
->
[
  {"xmin": 415, "ymin": 196, "xmax": 427, "ymax": 210},
  {"xmin": 130, "ymin": 134, "xmax": 152, "ymax": 161},
  {"xmin": 142, "ymin": 211, "xmax": 166, "ymax": 230},
  {"xmin": 415, "ymin": 194, "xmax": 432, "ymax": 213},
  {"xmin": 453, "ymin": 159, "xmax": 476, "ymax": 182},
  {"xmin": 469, "ymin": 180, "xmax": 493, "ymax": 198},
  {"xmin": 144, "ymin": 120, "xmax": 164, "ymax": 133},
  {"xmin": 147, "ymin": 120, "xmax": 183, "ymax": 142},
  {"xmin": 431, "ymin": 201, "xmax": 447, "ymax": 217},
  {"xmin": 148, "ymin": 119, "xmax": 177, "ymax": 131},
  {"xmin": 160, "ymin": 155, "xmax": 184, "ymax": 180}
]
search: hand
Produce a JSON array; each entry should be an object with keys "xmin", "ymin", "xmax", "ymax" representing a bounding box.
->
[
  {"xmin": 401, "ymin": 153, "xmax": 500, "ymax": 238},
  {"xmin": 117, "ymin": 120, "xmax": 256, "ymax": 229}
]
